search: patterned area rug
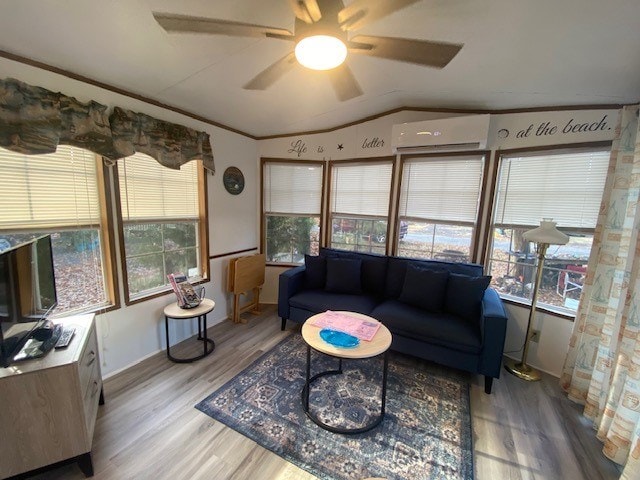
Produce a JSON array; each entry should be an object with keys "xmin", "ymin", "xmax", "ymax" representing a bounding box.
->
[{"xmin": 196, "ymin": 334, "xmax": 473, "ymax": 480}]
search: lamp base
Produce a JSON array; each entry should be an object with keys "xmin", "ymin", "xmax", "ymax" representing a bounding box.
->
[{"xmin": 504, "ymin": 360, "xmax": 541, "ymax": 382}]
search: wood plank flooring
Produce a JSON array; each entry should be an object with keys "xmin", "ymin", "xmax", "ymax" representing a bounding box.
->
[{"xmin": 22, "ymin": 305, "xmax": 621, "ymax": 480}]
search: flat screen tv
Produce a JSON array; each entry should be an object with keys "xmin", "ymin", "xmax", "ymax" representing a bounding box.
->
[{"xmin": 0, "ymin": 235, "xmax": 58, "ymax": 368}]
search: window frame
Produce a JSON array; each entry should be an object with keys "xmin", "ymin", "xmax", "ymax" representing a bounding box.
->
[
  {"xmin": 113, "ymin": 157, "xmax": 209, "ymax": 306},
  {"xmin": 393, "ymin": 151, "xmax": 490, "ymax": 262},
  {"xmin": 260, "ymin": 158, "xmax": 326, "ymax": 266},
  {"xmin": 483, "ymin": 142, "xmax": 612, "ymax": 318},
  {"xmin": 327, "ymin": 157, "xmax": 396, "ymax": 256}
]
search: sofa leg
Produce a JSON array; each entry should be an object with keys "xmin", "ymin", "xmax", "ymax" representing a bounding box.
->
[
  {"xmin": 281, "ymin": 318, "xmax": 287, "ymax": 331},
  {"xmin": 484, "ymin": 376, "xmax": 493, "ymax": 394}
]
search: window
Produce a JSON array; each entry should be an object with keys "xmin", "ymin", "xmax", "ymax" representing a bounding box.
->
[
  {"xmin": 0, "ymin": 145, "xmax": 114, "ymax": 314},
  {"xmin": 116, "ymin": 153, "xmax": 207, "ymax": 301},
  {"xmin": 487, "ymin": 148, "xmax": 609, "ymax": 314},
  {"xmin": 329, "ymin": 160, "xmax": 393, "ymax": 254},
  {"xmin": 397, "ymin": 155, "xmax": 484, "ymax": 262},
  {"xmin": 262, "ymin": 160, "xmax": 323, "ymax": 264}
]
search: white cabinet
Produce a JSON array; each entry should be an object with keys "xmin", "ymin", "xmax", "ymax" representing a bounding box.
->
[{"xmin": 0, "ymin": 314, "xmax": 103, "ymax": 478}]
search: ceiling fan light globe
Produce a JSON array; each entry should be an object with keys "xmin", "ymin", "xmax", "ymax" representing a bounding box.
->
[{"xmin": 295, "ymin": 35, "xmax": 347, "ymax": 70}]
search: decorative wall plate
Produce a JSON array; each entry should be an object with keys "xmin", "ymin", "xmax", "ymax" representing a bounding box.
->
[{"xmin": 223, "ymin": 166, "xmax": 245, "ymax": 195}]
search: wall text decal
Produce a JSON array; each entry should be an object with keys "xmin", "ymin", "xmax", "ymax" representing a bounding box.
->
[
  {"xmin": 362, "ymin": 137, "xmax": 384, "ymax": 149},
  {"xmin": 288, "ymin": 139, "xmax": 307, "ymax": 157},
  {"xmin": 501, "ymin": 115, "xmax": 612, "ymax": 139}
]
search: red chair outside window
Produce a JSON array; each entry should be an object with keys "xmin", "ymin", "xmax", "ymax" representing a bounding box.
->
[{"xmin": 556, "ymin": 264, "xmax": 587, "ymax": 299}]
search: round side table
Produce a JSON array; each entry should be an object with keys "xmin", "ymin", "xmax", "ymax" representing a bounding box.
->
[
  {"xmin": 301, "ymin": 311, "xmax": 392, "ymax": 434},
  {"xmin": 164, "ymin": 298, "xmax": 216, "ymax": 363}
]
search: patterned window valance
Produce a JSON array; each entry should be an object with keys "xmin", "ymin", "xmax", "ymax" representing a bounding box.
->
[{"xmin": 0, "ymin": 78, "xmax": 215, "ymax": 173}]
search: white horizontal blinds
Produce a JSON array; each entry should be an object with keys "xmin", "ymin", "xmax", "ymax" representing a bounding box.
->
[
  {"xmin": 118, "ymin": 153, "xmax": 199, "ymax": 222},
  {"xmin": 0, "ymin": 145, "xmax": 100, "ymax": 230},
  {"xmin": 494, "ymin": 150, "xmax": 609, "ymax": 228},
  {"xmin": 331, "ymin": 162, "xmax": 393, "ymax": 216},
  {"xmin": 399, "ymin": 155, "xmax": 483, "ymax": 223},
  {"xmin": 263, "ymin": 162, "xmax": 322, "ymax": 215}
]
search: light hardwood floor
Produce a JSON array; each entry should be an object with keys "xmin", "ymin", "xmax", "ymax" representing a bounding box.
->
[{"xmin": 22, "ymin": 305, "xmax": 621, "ymax": 480}]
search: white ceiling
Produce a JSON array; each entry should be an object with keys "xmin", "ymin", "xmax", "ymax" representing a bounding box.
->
[{"xmin": 0, "ymin": 0, "xmax": 639, "ymax": 137}]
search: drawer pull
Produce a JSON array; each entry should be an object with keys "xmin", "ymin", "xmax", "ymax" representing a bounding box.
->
[
  {"xmin": 92, "ymin": 381, "xmax": 100, "ymax": 396},
  {"xmin": 86, "ymin": 350, "xmax": 96, "ymax": 366}
]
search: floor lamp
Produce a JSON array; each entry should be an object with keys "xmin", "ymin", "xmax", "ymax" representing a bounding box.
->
[{"xmin": 505, "ymin": 218, "xmax": 569, "ymax": 381}]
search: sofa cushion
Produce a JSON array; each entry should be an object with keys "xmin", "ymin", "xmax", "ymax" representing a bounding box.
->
[
  {"xmin": 445, "ymin": 273, "xmax": 492, "ymax": 323},
  {"xmin": 289, "ymin": 290, "xmax": 378, "ymax": 316},
  {"xmin": 321, "ymin": 248, "xmax": 388, "ymax": 297},
  {"xmin": 325, "ymin": 257, "xmax": 362, "ymax": 294},
  {"xmin": 304, "ymin": 255, "xmax": 326, "ymax": 289},
  {"xmin": 385, "ymin": 256, "xmax": 483, "ymax": 299},
  {"xmin": 371, "ymin": 300, "xmax": 481, "ymax": 354},
  {"xmin": 398, "ymin": 264, "xmax": 449, "ymax": 312}
]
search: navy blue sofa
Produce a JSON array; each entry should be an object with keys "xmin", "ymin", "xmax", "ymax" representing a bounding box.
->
[{"xmin": 278, "ymin": 248, "xmax": 508, "ymax": 393}]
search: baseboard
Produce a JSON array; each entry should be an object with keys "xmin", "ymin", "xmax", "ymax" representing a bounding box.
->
[{"xmin": 102, "ymin": 314, "xmax": 230, "ymax": 380}]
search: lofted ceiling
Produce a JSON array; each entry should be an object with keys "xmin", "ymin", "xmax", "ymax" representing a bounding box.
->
[{"xmin": 0, "ymin": 0, "xmax": 639, "ymax": 138}]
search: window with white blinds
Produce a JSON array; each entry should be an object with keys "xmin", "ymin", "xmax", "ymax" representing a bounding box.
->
[
  {"xmin": 0, "ymin": 146, "xmax": 100, "ymax": 230},
  {"xmin": 118, "ymin": 153, "xmax": 199, "ymax": 222},
  {"xmin": 263, "ymin": 162, "xmax": 323, "ymax": 215},
  {"xmin": 330, "ymin": 161, "xmax": 393, "ymax": 217},
  {"xmin": 116, "ymin": 153, "xmax": 205, "ymax": 300},
  {"xmin": 494, "ymin": 150, "xmax": 610, "ymax": 228},
  {"xmin": 0, "ymin": 145, "xmax": 111, "ymax": 314},
  {"xmin": 399, "ymin": 155, "xmax": 483, "ymax": 224}
]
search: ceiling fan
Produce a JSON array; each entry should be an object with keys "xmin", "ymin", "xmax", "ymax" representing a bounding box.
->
[{"xmin": 153, "ymin": 0, "xmax": 463, "ymax": 101}]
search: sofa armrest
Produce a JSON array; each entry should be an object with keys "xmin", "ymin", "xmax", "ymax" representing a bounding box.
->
[
  {"xmin": 478, "ymin": 288, "xmax": 508, "ymax": 379},
  {"xmin": 278, "ymin": 265, "xmax": 306, "ymax": 320}
]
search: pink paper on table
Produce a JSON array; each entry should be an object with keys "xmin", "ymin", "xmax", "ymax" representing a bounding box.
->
[{"xmin": 311, "ymin": 311, "xmax": 381, "ymax": 341}]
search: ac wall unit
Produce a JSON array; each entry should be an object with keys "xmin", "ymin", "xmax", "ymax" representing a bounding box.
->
[{"xmin": 391, "ymin": 114, "xmax": 491, "ymax": 154}]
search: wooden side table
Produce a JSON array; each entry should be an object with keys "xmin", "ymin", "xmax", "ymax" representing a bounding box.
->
[{"xmin": 164, "ymin": 298, "xmax": 216, "ymax": 363}]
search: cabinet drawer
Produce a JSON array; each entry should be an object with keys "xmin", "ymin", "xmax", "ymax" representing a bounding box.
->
[
  {"xmin": 78, "ymin": 326, "xmax": 99, "ymax": 390},
  {"xmin": 83, "ymin": 359, "xmax": 102, "ymax": 440}
]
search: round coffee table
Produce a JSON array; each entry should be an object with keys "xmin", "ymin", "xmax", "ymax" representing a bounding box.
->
[
  {"xmin": 301, "ymin": 311, "xmax": 392, "ymax": 434},
  {"xmin": 164, "ymin": 298, "xmax": 216, "ymax": 363}
]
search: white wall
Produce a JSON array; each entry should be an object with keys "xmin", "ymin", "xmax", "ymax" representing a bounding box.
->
[
  {"xmin": 257, "ymin": 107, "xmax": 620, "ymax": 377},
  {"xmin": 0, "ymin": 57, "xmax": 259, "ymax": 377}
]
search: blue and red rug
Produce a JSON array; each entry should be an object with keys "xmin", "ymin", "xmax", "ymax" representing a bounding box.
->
[{"xmin": 196, "ymin": 333, "xmax": 473, "ymax": 479}]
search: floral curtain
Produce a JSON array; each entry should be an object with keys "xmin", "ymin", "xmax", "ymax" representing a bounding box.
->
[
  {"xmin": 560, "ymin": 104, "xmax": 640, "ymax": 479},
  {"xmin": 0, "ymin": 78, "xmax": 215, "ymax": 173}
]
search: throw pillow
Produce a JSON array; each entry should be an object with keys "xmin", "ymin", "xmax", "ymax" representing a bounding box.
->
[
  {"xmin": 445, "ymin": 273, "xmax": 492, "ymax": 322},
  {"xmin": 304, "ymin": 254, "xmax": 326, "ymax": 289},
  {"xmin": 398, "ymin": 264, "xmax": 449, "ymax": 312},
  {"xmin": 325, "ymin": 257, "xmax": 362, "ymax": 294}
]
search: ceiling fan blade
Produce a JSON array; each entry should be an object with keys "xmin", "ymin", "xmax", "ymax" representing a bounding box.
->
[
  {"xmin": 338, "ymin": 0, "xmax": 420, "ymax": 31},
  {"xmin": 288, "ymin": 0, "xmax": 322, "ymax": 23},
  {"xmin": 153, "ymin": 12, "xmax": 293, "ymax": 38},
  {"xmin": 327, "ymin": 64, "xmax": 363, "ymax": 101},
  {"xmin": 349, "ymin": 35, "xmax": 463, "ymax": 68},
  {"xmin": 243, "ymin": 52, "xmax": 298, "ymax": 90}
]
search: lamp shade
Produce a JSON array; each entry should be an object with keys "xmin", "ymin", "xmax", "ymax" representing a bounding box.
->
[{"xmin": 523, "ymin": 218, "xmax": 570, "ymax": 245}]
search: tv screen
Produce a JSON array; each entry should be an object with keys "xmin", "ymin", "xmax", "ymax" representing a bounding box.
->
[{"xmin": 0, "ymin": 235, "xmax": 58, "ymax": 367}]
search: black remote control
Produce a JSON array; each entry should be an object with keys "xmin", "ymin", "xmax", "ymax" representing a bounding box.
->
[{"xmin": 54, "ymin": 327, "xmax": 76, "ymax": 349}]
